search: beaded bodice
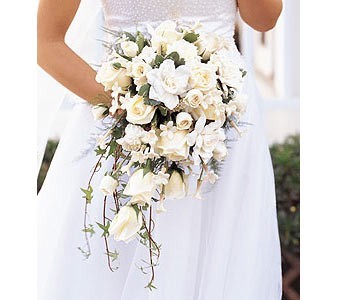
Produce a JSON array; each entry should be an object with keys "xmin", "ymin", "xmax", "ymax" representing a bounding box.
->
[{"xmin": 100, "ymin": 0, "xmax": 237, "ymax": 38}]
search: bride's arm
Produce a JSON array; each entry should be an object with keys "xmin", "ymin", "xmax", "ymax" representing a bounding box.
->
[
  {"xmin": 237, "ymin": 0, "xmax": 283, "ymax": 32},
  {"xmin": 37, "ymin": 0, "xmax": 111, "ymax": 105}
]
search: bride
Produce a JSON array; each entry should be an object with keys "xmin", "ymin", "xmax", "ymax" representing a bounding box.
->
[{"xmin": 37, "ymin": 0, "xmax": 283, "ymax": 299}]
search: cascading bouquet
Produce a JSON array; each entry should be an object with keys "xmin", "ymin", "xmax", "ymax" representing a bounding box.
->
[{"xmin": 81, "ymin": 21, "xmax": 247, "ymax": 289}]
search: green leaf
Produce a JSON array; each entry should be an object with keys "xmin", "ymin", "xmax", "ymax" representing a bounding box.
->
[
  {"xmin": 154, "ymin": 54, "xmax": 164, "ymax": 67},
  {"xmin": 183, "ymin": 32, "xmax": 199, "ymax": 43},
  {"xmin": 112, "ymin": 62, "xmax": 122, "ymax": 69},
  {"xmin": 96, "ymin": 221, "xmax": 111, "ymax": 237},
  {"xmin": 165, "ymin": 51, "xmax": 180, "ymax": 63},
  {"xmin": 123, "ymin": 31, "xmax": 136, "ymax": 42},
  {"xmin": 143, "ymin": 159, "xmax": 152, "ymax": 176},
  {"xmin": 136, "ymin": 32, "xmax": 145, "ymax": 52},
  {"xmin": 138, "ymin": 84, "xmax": 151, "ymax": 98},
  {"xmin": 144, "ymin": 98, "xmax": 161, "ymax": 106},
  {"xmin": 107, "ymin": 140, "xmax": 118, "ymax": 158},
  {"xmin": 82, "ymin": 224, "xmax": 95, "ymax": 237},
  {"xmin": 175, "ymin": 57, "xmax": 185, "ymax": 67},
  {"xmin": 81, "ymin": 185, "xmax": 93, "ymax": 204},
  {"xmin": 107, "ymin": 250, "xmax": 119, "ymax": 262},
  {"xmin": 158, "ymin": 106, "xmax": 168, "ymax": 117},
  {"xmin": 77, "ymin": 247, "xmax": 91, "ymax": 259},
  {"xmin": 95, "ymin": 146, "xmax": 106, "ymax": 156}
]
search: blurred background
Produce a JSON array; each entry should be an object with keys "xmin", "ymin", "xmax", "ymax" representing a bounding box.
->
[{"xmin": 38, "ymin": 1, "xmax": 300, "ymax": 299}]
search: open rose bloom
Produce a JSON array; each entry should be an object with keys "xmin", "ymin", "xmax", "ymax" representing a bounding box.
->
[{"xmin": 82, "ymin": 21, "xmax": 247, "ymax": 289}]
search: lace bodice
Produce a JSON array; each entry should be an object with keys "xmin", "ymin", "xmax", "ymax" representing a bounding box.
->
[{"xmin": 101, "ymin": 0, "xmax": 237, "ymax": 38}]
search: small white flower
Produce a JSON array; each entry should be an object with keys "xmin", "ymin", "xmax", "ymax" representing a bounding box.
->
[
  {"xmin": 160, "ymin": 121, "xmax": 177, "ymax": 139},
  {"xmin": 156, "ymin": 200, "xmax": 167, "ymax": 213},
  {"xmin": 99, "ymin": 175, "xmax": 119, "ymax": 196},
  {"xmin": 213, "ymin": 141, "xmax": 228, "ymax": 161},
  {"xmin": 205, "ymin": 170, "xmax": 219, "ymax": 184},
  {"xmin": 131, "ymin": 150, "xmax": 147, "ymax": 164},
  {"xmin": 138, "ymin": 46, "xmax": 156, "ymax": 64},
  {"xmin": 209, "ymin": 50, "xmax": 244, "ymax": 91},
  {"xmin": 117, "ymin": 124, "xmax": 145, "ymax": 151},
  {"xmin": 196, "ymin": 32, "xmax": 224, "ymax": 60},
  {"xmin": 141, "ymin": 129, "xmax": 158, "ymax": 146},
  {"xmin": 187, "ymin": 116, "xmax": 226, "ymax": 165},
  {"xmin": 152, "ymin": 168, "xmax": 170, "ymax": 186}
]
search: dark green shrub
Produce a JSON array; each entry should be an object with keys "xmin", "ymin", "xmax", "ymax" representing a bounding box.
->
[{"xmin": 270, "ymin": 134, "xmax": 300, "ymax": 255}]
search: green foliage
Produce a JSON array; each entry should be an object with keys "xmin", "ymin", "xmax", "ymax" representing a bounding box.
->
[
  {"xmin": 183, "ymin": 32, "xmax": 199, "ymax": 43},
  {"xmin": 138, "ymin": 83, "xmax": 151, "ymax": 98},
  {"xmin": 270, "ymin": 135, "xmax": 300, "ymax": 255},
  {"xmin": 112, "ymin": 62, "xmax": 123, "ymax": 70},
  {"xmin": 38, "ymin": 135, "xmax": 300, "ymax": 258},
  {"xmin": 81, "ymin": 185, "xmax": 94, "ymax": 204},
  {"xmin": 96, "ymin": 221, "xmax": 111, "ymax": 237},
  {"xmin": 136, "ymin": 32, "xmax": 145, "ymax": 52}
]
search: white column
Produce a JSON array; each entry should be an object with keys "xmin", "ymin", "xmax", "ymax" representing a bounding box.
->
[{"xmin": 283, "ymin": 0, "xmax": 300, "ymax": 99}]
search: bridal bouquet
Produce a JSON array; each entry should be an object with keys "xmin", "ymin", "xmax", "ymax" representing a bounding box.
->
[{"xmin": 81, "ymin": 21, "xmax": 247, "ymax": 289}]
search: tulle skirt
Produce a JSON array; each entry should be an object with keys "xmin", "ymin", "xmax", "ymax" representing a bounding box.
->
[{"xmin": 38, "ymin": 67, "xmax": 282, "ymax": 299}]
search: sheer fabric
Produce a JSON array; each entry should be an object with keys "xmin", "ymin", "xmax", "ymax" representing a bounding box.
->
[{"xmin": 38, "ymin": 0, "xmax": 282, "ymax": 299}]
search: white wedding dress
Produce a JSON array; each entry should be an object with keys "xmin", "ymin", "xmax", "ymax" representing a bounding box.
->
[{"xmin": 38, "ymin": 0, "xmax": 282, "ymax": 299}]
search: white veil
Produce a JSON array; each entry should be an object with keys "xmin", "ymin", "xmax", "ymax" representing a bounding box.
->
[{"xmin": 37, "ymin": 0, "xmax": 104, "ymax": 172}]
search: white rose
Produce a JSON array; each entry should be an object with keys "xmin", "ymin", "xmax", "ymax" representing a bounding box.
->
[
  {"xmin": 164, "ymin": 171, "xmax": 188, "ymax": 199},
  {"xmin": 188, "ymin": 62, "xmax": 217, "ymax": 92},
  {"xmin": 147, "ymin": 59, "xmax": 190, "ymax": 110},
  {"xmin": 92, "ymin": 105, "xmax": 108, "ymax": 120},
  {"xmin": 176, "ymin": 112, "xmax": 193, "ymax": 130},
  {"xmin": 125, "ymin": 95, "xmax": 156, "ymax": 125},
  {"xmin": 121, "ymin": 41, "xmax": 139, "ymax": 57},
  {"xmin": 123, "ymin": 169, "xmax": 156, "ymax": 205},
  {"xmin": 156, "ymin": 129, "xmax": 190, "ymax": 161},
  {"xmin": 108, "ymin": 206, "xmax": 142, "ymax": 242},
  {"xmin": 196, "ymin": 32, "xmax": 223, "ymax": 60},
  {"xmin": 128, "ymin": 58, "xmax": 152, "ymax": 79},
  {"xmin": 166, "ymin": 39, "xmax": 200, "ymax": 62},
  {"xmin": 184, "ymin": 89, "xmax": 204, "ymax": 108},
  {"xmin": 96, "ymin": 61, "xmax": 132, "ymax": 91},
  {"xmin": 99, "ymin": 175, "xmax": 119, "ymax": 195},
  {"xmin": 150, "ymin": 21, "xmax": 183, "ymax": 53}
]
